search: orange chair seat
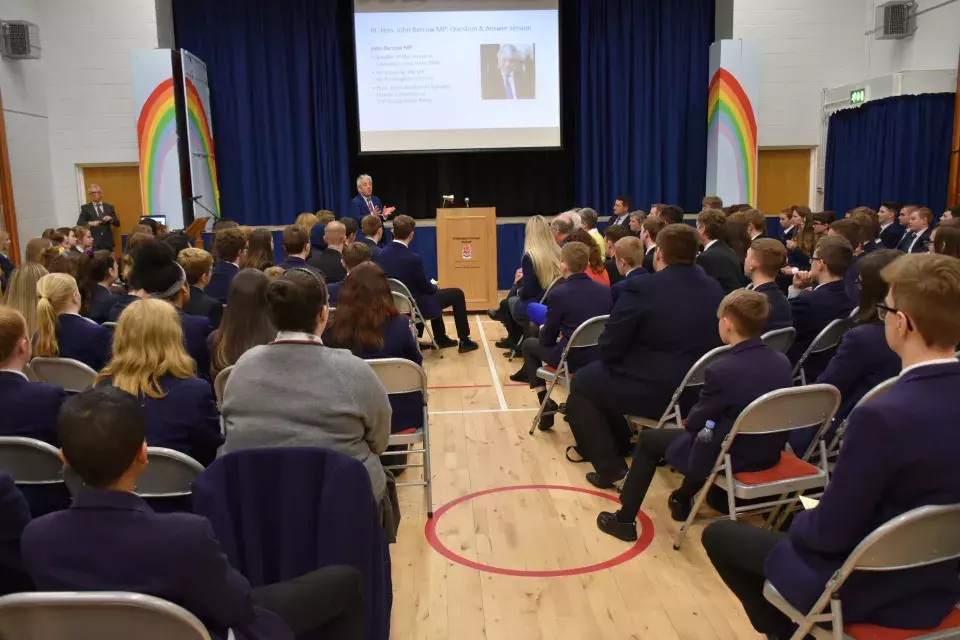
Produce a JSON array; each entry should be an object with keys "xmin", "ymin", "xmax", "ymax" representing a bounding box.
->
[
  {"xmin": 845, "ymin": 608, "xmax": 960, "ymax": 639},
  {"xmin": 393, "ymin": 428, "xmax": 418, "ymax": 435},
  {"xmin": 732, "ymin": 451, "xmax": 818, "ymax": 485}
]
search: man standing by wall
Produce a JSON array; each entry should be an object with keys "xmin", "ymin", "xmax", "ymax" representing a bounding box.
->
[{"xmin": 76, "ymin": 184, "xmax": 120, "ymax": 252}]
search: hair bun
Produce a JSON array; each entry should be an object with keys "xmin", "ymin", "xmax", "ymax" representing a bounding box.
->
[{"xmin": 130, "ymin": 240, "xmax": 174, "ymax": 271}]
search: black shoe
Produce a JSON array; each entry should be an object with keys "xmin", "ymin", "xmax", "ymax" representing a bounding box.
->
[
  {"xmin": 597, "ymin": 511, "xmax": 638, "ymax": 542},
  {"xmin": 418, "ymin": 341, "xmax": 436, "ymax": 350},
  {"xmin": 435, "ymin": 336, "xmax": 459, "ymax": 349},
  {"xmin": 586, "ymin": 471, "xmax": 625, "ymax": 491},
  {"xmin": 458, "ymin": 338, "xmax": 479, "ymax": 353},
  {"xmin": 536, "ymin": 391, "xmax": 558, "ymax": 430},
  {"xmin": 495, "ymin": 338, "xmax": 516, "ymax": 350},
  {"xmin": 486, "ymin": 308, "xmax": 502, "ymax": 322},
  {"xmin": 509, "ymin": 369, "xmax": 530, "ymax": 383},
  {"xmin": 668, "ymin": 490, "xmax": 692, "ymax": 522}
]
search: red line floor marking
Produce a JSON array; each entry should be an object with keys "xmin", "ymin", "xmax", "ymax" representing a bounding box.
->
[{"xmin": 425, "ymin": 484, "xmax": 655, "ymax": 577}]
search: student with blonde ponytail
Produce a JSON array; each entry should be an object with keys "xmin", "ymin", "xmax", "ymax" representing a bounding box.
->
[
  {"xmin": 95, "ymin": 298, "xmax": 221, "ymax": 465},
  {"xmin": 35, "ymin": 273, "xmax": 112, "ymax": 371},
  {"xmin": 3, "ymin": 263, "xmax": 48, "ymax": 340}
]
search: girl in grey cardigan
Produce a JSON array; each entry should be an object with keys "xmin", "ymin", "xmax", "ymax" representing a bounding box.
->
[{"xmin": 221, "ymin": 268, "xmax": 392, "ymax": 501}]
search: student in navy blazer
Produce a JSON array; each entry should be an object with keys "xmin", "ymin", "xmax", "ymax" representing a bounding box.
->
[
  {"xmin": 877, "ymin": 202, "xmax": 906, "ymax": 250},
  {"xmin": 696, "ymin": 210, "xmax": 745, "ymax": 294},
  {"xmin": 598, "ymin": 290, "xmax": 794, "ymax": 541},
  {"xmin": 608, "ymin": 236, "xmax": 647, "ymax": 305},
  {"xmin": 349, "ymin": 174, "xmax": 394, "ymax": 224},
  {"xmin": 515, "ymin": 242, "xmax": 613, "ymax": 429},
  {"xmin": 786, "ymin": 237, "xmax": 855, "ymax": 377},
  {"xmin": 206, "ymin": 228, "xmax": 247, "ymax": 304},
  {"xmin": 96, "ymin": 299, "xmax": 222, "ymax": 466},
  {"xmin": 898, "ymin": 208, "xmax": 935, "ymax": 255},
  {"xmin": 566, "ymin": 225, "xmax": 724, "ymax": 488},
  {"xmin": 0, "ymin": 232, "xmax": 14, "ymax": 291},
  {"xmin": 703, "ymin": 253, "xmax": 960, "ymax": 637},
  {"xmin": 276, "ymin": 224, "xmax": 325, "ymax": 277},
  {"xmin": 790, "ymin": 250, "xmax": 903, "ymax": 455},
  {"xmin": 323, "ymin": 263, "xmax": 424, "ymax": 433},
  {"xmin": 23, "ymin": 387, "xmax": 364, "ymax": 640},
  {"xmin": 0, "ymin": 307, "xmax": 68, "ymax": 445},
  {"xmin": 34, "ymin": 273, "xmax": 112, "ymax": 371},
  {"xmin": 83, "ymin": 251, "xmax": 120, "ymax": 325},
  {"xmin": 375, "ymin": 215, "xmax": 478, "ymax": 353},
  {"xmin": 744, "ymin": 239, "xmax": 793, "ymax": 333},
  {"xmin": 180, "ymin": 248, "xmax": 225, "ymax": 331},
  {"xmin": 0, "ymin": 472, "xmax": 31, "ymax": 596}
]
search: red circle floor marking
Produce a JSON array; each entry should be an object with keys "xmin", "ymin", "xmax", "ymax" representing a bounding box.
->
[{"xmin": 424, "ymin": 484, "xmax": 655, "ymax": 577}]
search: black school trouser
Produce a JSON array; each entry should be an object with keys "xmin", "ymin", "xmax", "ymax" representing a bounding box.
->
[
  {"xmin": 430, "ymin": 288, "xmax": 470, "ymax": 340},
  {"xmin": 701, "ymin": 521, "xmax": 795, "ymax": 638},
  {"xmin": 522, "ymin": 337, "xmax": 551, "ymax": 389},
  {"xmin": 617, "ymin": 428, "xmax": 707, "ymax": 518},
  {"xmin": 252, "ymin": 565, "xmax": 364, "ymax": 639}
]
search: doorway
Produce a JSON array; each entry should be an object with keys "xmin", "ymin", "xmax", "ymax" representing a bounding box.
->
[{"xmin": 79, "ymin": 164, "xmax": 144, "ymax": 252}]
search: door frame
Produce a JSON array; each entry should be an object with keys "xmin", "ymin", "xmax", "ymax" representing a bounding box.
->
[
  {"xmin": 75, "ymin": 162, "xmax": 140, "ymax": 207},
  {"xmin": 0, "ymin": 87, "xmax": 21, "ymax": 263}
]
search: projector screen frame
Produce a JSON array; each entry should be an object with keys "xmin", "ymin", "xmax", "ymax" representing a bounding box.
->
[{"xmin": 349, "ymin": 0, "xmax": 565, "ymax": 156}]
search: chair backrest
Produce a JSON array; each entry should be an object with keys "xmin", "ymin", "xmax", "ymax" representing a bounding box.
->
[
  {"xmin": 843, "ymin": 504, "xmax": 960, "ymax": 573},
  {"xmin": 760, "ymin": 327, "xmax": 796, "ymax": 355},
  {"xmin": 213, "ymin": 365, "xmax": 233, "ymax": 406},
  {"xmin": 848, "ymin": 306, "xmax": 860, "ymax": 320},
  {"xmin": 829, "ymin": 376, "xmax": 899, "ymax": 451},
  {"xmin": 366, "ymin": 358, "xmax": 428, "ymax": 398},
  {"xmin": 387, "ymin": 278, "xmax": 414, "ymax": 301},
  {"xmin": 137, "ymin": 448, "xmax": 204, "ymax": 498},
  {"xmin": 0, "ymin": 591, "xmax": 211, "ymax": 640},
  {"xmin": 29, "ymin": 357, "xmax": 97, "ymax": 393},
  {"xmin": 102, "ymin": 322, "xmax": 118, "ymax": 330},
  {"xmin": 540, "ymin": 277, "xmax": 562, "ymax": 303},
  {"xmin": 391, "ymin": 291, "xmax": 414, "ymax": 316},
  {"xmin": 566, "ymin": 315, "xmax": 608, "ymax": 350},
  {"xmin": 730, "ymin": 384, "xmax": 841, "ymax": 438},
  {"xmin": 0, "ymin": 437, "xmax": 63, "ymax": 485},
  {"xmin": 808, "ymin": 316, "xmax": 854, "ymax": 356},
  {"xmin": 677, "ymin": 344, "xmax": 732, "ymax": 390}
]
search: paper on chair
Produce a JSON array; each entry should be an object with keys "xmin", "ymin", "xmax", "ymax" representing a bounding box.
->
[{"xmin": 799, "ymin": 495, "xmax": 820, "ymax": 510}]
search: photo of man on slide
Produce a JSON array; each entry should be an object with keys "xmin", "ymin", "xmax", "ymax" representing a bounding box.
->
[{"xmin": 481, "ymin": 43, "xmax": 535, "ymax": 100}]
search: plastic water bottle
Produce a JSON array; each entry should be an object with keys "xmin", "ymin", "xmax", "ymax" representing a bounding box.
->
[{"xmin": 696, "ymin": 420, "xmax": 716, "ymax": 444}]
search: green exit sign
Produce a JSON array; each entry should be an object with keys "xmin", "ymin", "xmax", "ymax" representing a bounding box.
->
[{"xmin": 850, "ymin": 89, "xmax": 866, "ymax": 105}]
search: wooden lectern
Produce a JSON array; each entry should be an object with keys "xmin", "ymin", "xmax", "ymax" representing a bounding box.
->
[{"xmin": 436, "ymin": 207, "xmax": 498, "ymax": 311}]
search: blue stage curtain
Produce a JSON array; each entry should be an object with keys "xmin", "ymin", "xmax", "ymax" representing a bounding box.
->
[
  {"xmin": 172, "ymin": 0, "xmax": 351, "ymax": 225},
  {"xmin": 824, "ymin": 93, "xmax": 956, "ymax": 217},
  {"xmin": 576, "ymin": 0, "xmax": 714, "ymax": 214}
]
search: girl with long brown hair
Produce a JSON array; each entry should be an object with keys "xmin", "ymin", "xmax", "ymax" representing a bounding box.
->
[
  {"xmin": 210, "ymin": 269, "xmax": 276, "ymax": 380},
  {"xmin": 96, "ymin": 298, "xmax": 222, "ymax": 465},
  {"xmin": 243, "ymin": 229, "xmax": 275, "ymax": 271}
]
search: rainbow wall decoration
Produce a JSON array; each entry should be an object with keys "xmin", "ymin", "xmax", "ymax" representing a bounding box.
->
[
  {"xmin": 706, "ymin": 41, "xmax": 760, "ymax": 207},
  {"xmin": 186, "ymin": 78, "xmax": 220, "ymax": 218},
  {"xmin": 137, "ymin": 78, "xmax": 178, "ymax": 218}
]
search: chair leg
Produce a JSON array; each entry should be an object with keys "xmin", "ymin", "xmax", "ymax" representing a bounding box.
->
[
  {"xmin": 673, "ymin": 467, "xmax": 720, "ymax": 550},
  {"xmin": 422, "ymin": 415, "xmax": 433, "ymax": 519},
  {"xmin": 529, "ymin": 373, "xmax": 561, "ymax": 436},
  {"xmin": 829, "ymin": 597, "xmax": 843, "ymax": 640},
  {"xmin": 726, "ymin": 482, "xmax": 738, "ymax": 521},
  {"xmin": 422, "ymin": 317, "xmax": 443, "ymax": 359}
]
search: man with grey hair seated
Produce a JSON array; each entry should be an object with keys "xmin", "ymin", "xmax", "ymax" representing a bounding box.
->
[
  {"xmin": 551, "ymin": 215, "xmax": 574, "ymax": 246},
  {"xmin": 580, "ymin": 208, "xmax": 606, "ymax": 259},
  {"xmin": 349, "ymin": 173, "xmax": 395, "ymax": 224}
]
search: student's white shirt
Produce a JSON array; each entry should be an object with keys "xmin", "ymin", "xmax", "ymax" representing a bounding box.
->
[{"xmin": 900, "ymin": 358, "xmax": 958, "ymax": 376}]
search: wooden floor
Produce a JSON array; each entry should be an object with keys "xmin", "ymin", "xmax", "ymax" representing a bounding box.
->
[{"xmin": 390, "ymin": 315, "xmax": 763, "ymax": 640}]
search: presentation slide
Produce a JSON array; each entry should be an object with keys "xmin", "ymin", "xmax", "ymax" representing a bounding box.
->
[{"xmin": 353, "ymin": 0, "xmax": 561, "ymax": 153}]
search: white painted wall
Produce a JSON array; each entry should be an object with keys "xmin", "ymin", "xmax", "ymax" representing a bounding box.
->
[
  {"xmin": 0, "ymin": 0, "xmax": 56, "ymax": 246},
  {"xmin": 867, "ymin": 0, "xmax": 960, "ymax": 79},
  {"xmin": 41, "ymin": 0, "xmax": 158, "ymax": 226}
]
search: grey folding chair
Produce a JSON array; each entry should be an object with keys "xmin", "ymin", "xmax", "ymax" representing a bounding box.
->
[
  {"xmin": 29, "ymin": 357, "xmax": 98, "ymax": 393},
  {"xmin": 626, "ymin": 344, "xmax": 733, "ymax": 432},
  {"xmin": 0, "ymin": 437, "xmax": 64, "ymax": 486},
  {"xmin": 761, "ymin": 327, "xmax": 797, "ymax": 355},
  {"xmin": 102, "ymin": 322, "xmax": 118, "ymax": 331},
  {"xmin": 528, "ymin": 315, "xmax": 608, "ymax": 435},
  {"xmin": 508, "ymin": 277, "xmax": 562, "ymax": 362},
  {"xmin": 214, "ymin": 365, "xmax": 234, "ymax": 408},
  {"xmin": 388, "ymin": 278, "xmax": 442, "ymax": 358},
  {"xmin": 824, "ymin": 376, "xmax": 898, "ymax": 460},
  {"xmin": 391, "ymin": 291, "xmax": 420, "ymax": 352},
  {"xmin": 366, "ymin": 358, "xmax": 433, "ymax": 518},
  {"xmin": 763, "ymin": 503, "xmax": 960, "ymax": 640},
  {"xmin": 792, "ymin": 317, "xmax": 855, "ymax": 385},
  {"xmin": 673, "ymin": 384, "xmax": 840, "ymax": 550},
  {"xmin": 0, "ymin": 591, "xmax": 212, "ymax": 640},
  {"xmin": 327, "ymin": 307, "xmax": 336, "ymax": 323},
  {"xmin": 64, "ymin": 448, "xmax": 203, "ymax": 499},
  {"xmin": 22, "ymin": 363, "xmax": 38, "ymax": 382},
  {"xmin": 847, "ymin": 306, "xmax": 860, "ymax": 320}
]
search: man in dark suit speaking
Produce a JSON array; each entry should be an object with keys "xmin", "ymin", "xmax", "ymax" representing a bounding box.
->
[
  {"xmin": 348, "ymin": 174, "xmax": 395, "ymax": 226},
  {"xmin": 481, "ymin": 44, "xmax": 535, "ymax": 100},
  {"xmin": 76, "ymin": 183, "xmax": 120, "ymax": 252}
]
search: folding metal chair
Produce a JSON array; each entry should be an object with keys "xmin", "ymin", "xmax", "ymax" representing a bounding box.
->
[
  {"xmin": 366, "ymin": 358, "xmax": 433, "ymax": 518},
  {"xmin": 528, "ymin": 315, "xmax": 608, "ymax": 435},
  {"xmin": 761, "ymin": 327, "xmax": 797, "ymax": 355},
  {"xmin": 508, "ymin": 277, "xmax": 561, "ymax": 362},
  {"xmin": 388, "ymin": 278, "xmax": 442, "ymax": 358},
  {"xmin": 626, "ymin": 345, "xmax": 732, "ymax": 432},
  {"xmin": 792, "ymin": 317, "xmax": 855, "ymax": 385},
  {"xmin": 847, "ymin": 306, "xmax": 860, "ymax": 320},
  {"xmin": 29, "ymin": 357, "xmax": 98, "ymax": 393},
  {"xmin": 0, "ymin": 591, "xmax": 212, "ymax": 640},
  {"xmin": 0, "ymin": 437, "xmax": 64, "ymax": 486},
  {"xmin": 391, "ymin": 291, "xmax": 420, "ymax": 350},
  {"xmin": 64, "ymin": 448, "xmax": 204, "ymax": 500},
  {"xmin": 763, "ymin": 503, "xmax": 960, "ymax": 640},
  {"xmin": 214, "ymin": 365, "xmax": 234, "ymax": 408},
  {"xmin": 673, "ymin": 384, "xmax": 840, "ymax": 550},
  {"xmin": 102, "ymin": 322, "xmax": 118, "ymax": 331}
]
